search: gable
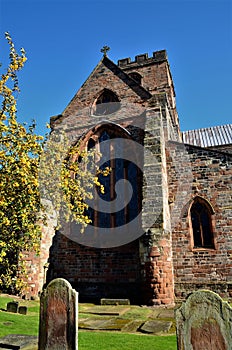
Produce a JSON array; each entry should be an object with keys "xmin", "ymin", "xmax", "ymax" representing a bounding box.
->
[{"xmin": 59, "ymin": 56, "xmax": 151, "ymax": 122}]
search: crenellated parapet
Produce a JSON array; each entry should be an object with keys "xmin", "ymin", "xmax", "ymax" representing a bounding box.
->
[{"xmin": 118, "ymin": 50, "xmax": 167, "ymax": 68}]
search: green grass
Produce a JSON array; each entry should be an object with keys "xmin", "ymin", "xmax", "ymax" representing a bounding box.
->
[
  {"xmin": 0, "ymin": 311, "xmax": 39, "ymax": 337},
  {"xmin": 0, "ymin": 295, "xmax": 177, "ymax": 349},
  {"xmin": 0, "ymin": 295, "xmax": 39, "ymax": 337},
  {"xmin": 79, "ymin": 332, "xmax": 177, "ymax": 350},
  {"xmin": 0, "ymin": 295, "xmax": 40, "ymax": 313}
]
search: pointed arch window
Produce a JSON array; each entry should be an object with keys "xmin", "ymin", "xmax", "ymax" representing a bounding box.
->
[
  {"xmin": 84, "ymin": 124, "xmax": 142, "ymax": 230},
  {"xmin": 190, "ymin": 197, "xmax": 215, "ymax": 249},
  {"xmin": 93, "ymin": 89, "xmax": 120, "ymax": 116}
]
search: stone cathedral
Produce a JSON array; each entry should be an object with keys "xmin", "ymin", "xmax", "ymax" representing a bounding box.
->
[{"xmin": 27, "ymin": 49, "xmax": 231, "ymax": 305}]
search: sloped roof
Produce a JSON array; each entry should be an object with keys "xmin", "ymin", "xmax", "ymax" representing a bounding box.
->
[
  {"xmin": 58, "ymin": 55, "xmax": 151, "ymax": 121},
  {"xmin": 182, "ymin": 124, "xmax": 232, "ymax": 147},
  {"xmin": 100, "ymin": 56, "xmax": 152, "ymax": 99}
]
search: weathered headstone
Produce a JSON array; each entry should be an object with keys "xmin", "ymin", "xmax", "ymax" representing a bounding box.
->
[
  {"xmin": 18, "ymin": 306, "xmax": 27, "ymax": 315},
  {"xmin": 38, "ymin": 278, "xmax": 78, "ymax": 350},
  {"xmin": 6, "ymin": 302, "xmax": 18, "ymax": 313},
  {"xmin": 175, "ymin": 290, "xmax": 232, "ymax": 350}
]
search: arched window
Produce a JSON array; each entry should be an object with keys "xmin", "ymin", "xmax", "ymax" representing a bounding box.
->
[
  {"xmin": 84, "ymin": 124, "xmax": 142, "ymax": 229},
  {"xmin": 190, "ymin": 197, "xmax": 214, "ymax": 248},
  {"xmin": 128, "ymin": 72, "xmax": 142, "ymax": 85},
  {"xmin": 93, "ymin": 89, "xmax": 120, "ymax": 116}
]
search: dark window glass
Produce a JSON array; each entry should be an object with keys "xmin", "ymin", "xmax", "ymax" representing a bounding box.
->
[
  {"xmin": 86, "ymin": 127, "xmax": 140, "ymax": 230},
  {"xmin": 190, "ymin": 199, "xmax": 214, "ymax": 248},
  {"xmin": 128, "ymin": 72, "xmax": 142, "ymax": 85},
  {"xmin": 95, "ymin": 90, "xmax": 120, "ymax": 115},
  {"xmin": 87, "ymin": 138, "xmax": 95, "ymax": 151}
]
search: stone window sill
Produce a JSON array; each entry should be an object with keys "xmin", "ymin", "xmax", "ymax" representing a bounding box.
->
[{"xmin": 192, "ymin": 247, "xmax": 216, "ymax": 252}]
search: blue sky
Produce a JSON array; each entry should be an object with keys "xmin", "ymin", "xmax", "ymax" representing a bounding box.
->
[{"xmin": 0, "ymin": 0, "xmax": 231, "ymax": 136}]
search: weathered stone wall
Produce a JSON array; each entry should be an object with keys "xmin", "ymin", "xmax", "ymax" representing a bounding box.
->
[
  {"xmin": 167, "ymin": 142, "xmax": 232, "ymax": 300},
  {"xmin": 51, "ymin": 52, "xmax": 180, "ymax": 145},
  {"xmin": 45, "ymin": 105, "xmax": 175, "ymax": 305},
  {"xmin": 21, "ymin": 206, "xmax": 57, "ymax": 298},
  {"xmin": 139, "ymin": 106, "xmax": 174, "ymax": 305},
  {"xmin": 118, "ymin": 51, "xmax": 175, "ymax": 107},
  {"xmin": 46, "ymin": 233, "xmax": 142, "ymax": 304},
  {"xmin": 57, "ymin": 57, "xmax": 149, "ymax": 126},
  {"xmin": 23, "ymin": 49, "xmax": 231, "ymax": 308},
  {"xmin": 209, "ymin": 144, "xmax": 232, "ymax": 154},
  {"xmin": 22, "ymin": 251, "xmax": 40, "ymax": 297},
  {"xmin": 118, "ymin": 50, "xmax": 180, "ymax": 139},
  {"xmin": 35, "ymin": 52, "xmax": 178, "ymax": 305}
]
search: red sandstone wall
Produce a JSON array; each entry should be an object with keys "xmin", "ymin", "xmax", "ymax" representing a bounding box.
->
[
  {"xmin": 209, "ymin": 144, "xmax": 232, "ymax": 154},
  {"xmin": 167, "ymin": 142, "xmax": 232, "ymax": 300},
  {"xmin": 25, "ymin": 51, "xmax": 180, "ymax": 306},
  {"xmin": 46, "ymin": 233, "xmax": 142, "ymax": 304}
]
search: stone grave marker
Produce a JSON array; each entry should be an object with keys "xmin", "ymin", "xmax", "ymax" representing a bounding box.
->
[
  {"xmin": 6, "ymin": 302, "xmax": 18, "ymax": 313},
  {"xmin": 18, "ymin": 306, "xmax": 27, "ymax": 315},
  {"xmin": 175, "ymin": 290, "xmax": 232, "ymax": 350},
  {"xmin": 38, "ymin": 278, "xmax": 78, "ymax": 350}
]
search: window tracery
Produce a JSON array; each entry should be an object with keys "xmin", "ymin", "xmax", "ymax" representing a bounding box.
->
[{"xmin": 84, "ymin": 124, "xmax": 141, "ymax": 229}]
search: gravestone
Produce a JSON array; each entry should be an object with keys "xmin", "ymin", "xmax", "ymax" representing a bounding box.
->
[
  {"xmin": 175, "ymin": 290, "xmax": 232, "ymax": 350},
  {"xmin": 38, "ymin": 278, "xmax": 78, "ymax": 350},
  {"xmin": 18, "ymin": 306, "xmax": 27, "ymax": 315},
  {"xmin": 6, "ymin": 302, "xmax": 18, "ymax": 313}
]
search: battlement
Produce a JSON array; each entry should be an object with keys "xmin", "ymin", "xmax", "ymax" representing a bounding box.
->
[{"xmin": 118, "ymin": 50, "xmax": 167, "ymax": 68}]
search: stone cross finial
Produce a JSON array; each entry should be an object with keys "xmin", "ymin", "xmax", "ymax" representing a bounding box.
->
[{"xmin": 101, "ymin": 45, "xmax": 110, "ymax": 57}]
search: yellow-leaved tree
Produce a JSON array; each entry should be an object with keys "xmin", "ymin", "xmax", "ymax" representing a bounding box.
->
[
  {"xmin": 0, "ymin": 32, "xmax": 43, "ymax": 293},
  {"xmin": 0, "ymin": 33, "xmax": 108, "ymax": 294}
]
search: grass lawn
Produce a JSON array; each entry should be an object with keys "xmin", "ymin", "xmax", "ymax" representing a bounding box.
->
[
  {"xmin": 0, "ymin": 295, "xmax": 177, "ymax": 349},
  {"xmin": 0, "ymin": 295, "xmax": 39, "ymax": 337},
  {"xmin": 79, "ymin": 332, "xmax": 177, "ymax": 350}
]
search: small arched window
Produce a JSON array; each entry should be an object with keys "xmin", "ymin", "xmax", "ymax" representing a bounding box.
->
[
  {"xmin": 190, "ymin": 197, "xmax": 214, "ymax": 249},
  {"xmin": 128, "ymin": 72, "xmax": 142, "ymax": 85},
  {"xmin": 93, "ymin": 89, "xmax": 120, "ymax": 116}
]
